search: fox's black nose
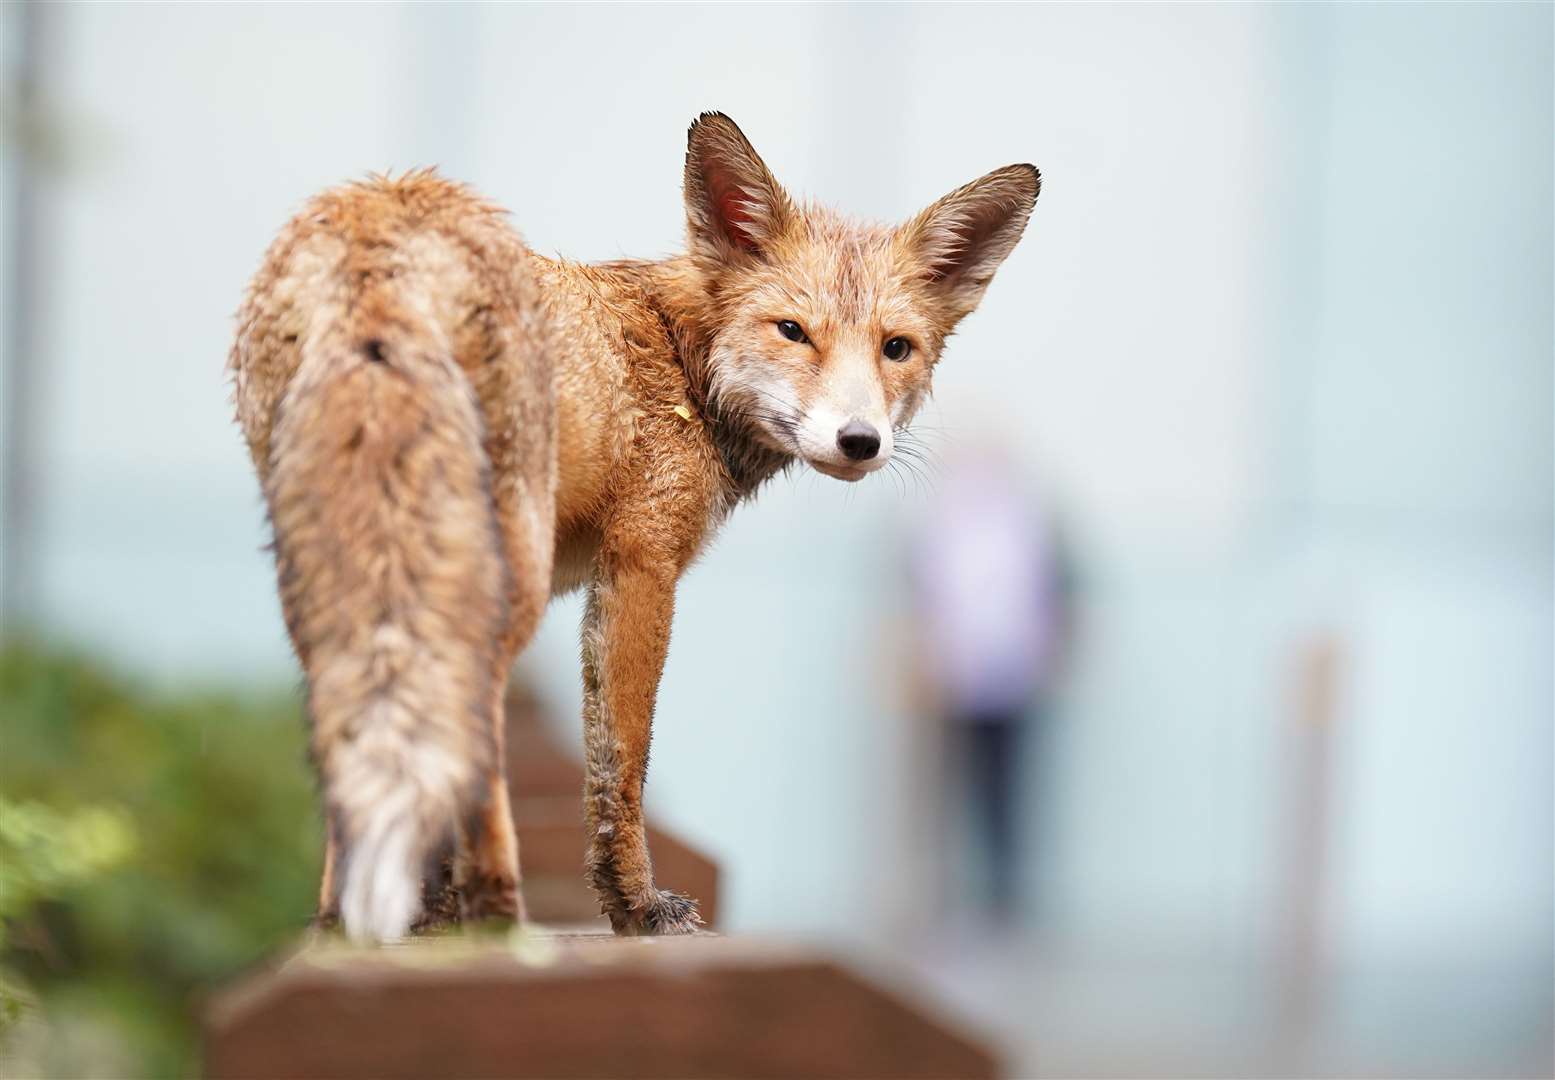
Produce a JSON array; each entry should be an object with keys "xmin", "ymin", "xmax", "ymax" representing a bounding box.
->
[{"xmin": 836, "ymin": 420, "xmax": 881, "ymax": 461}]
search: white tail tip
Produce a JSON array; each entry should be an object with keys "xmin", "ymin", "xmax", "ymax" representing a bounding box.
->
[{"xmin": 338, "ymin": 799, "xmax": 423, "ymax": 943}]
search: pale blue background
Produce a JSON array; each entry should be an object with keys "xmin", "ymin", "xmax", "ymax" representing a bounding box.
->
[{"xmin": 3, "ymin": 4, "xmax": 1549, "ymax": 1074}]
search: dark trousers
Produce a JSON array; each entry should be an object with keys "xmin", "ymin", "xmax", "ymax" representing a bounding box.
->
[{"xmin": 956, "ymin": 710, "xmax": 1025, "ymax": 920}]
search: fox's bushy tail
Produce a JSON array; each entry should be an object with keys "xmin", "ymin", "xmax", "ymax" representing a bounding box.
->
[{"xmin": 266, "ymin": 302, "xmax": 506, "ymax": 942}]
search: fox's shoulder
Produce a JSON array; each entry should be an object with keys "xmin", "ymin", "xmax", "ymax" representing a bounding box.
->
[
  {"xmin": 530, "ymin": 256, "xmax": 681, "ymax": 378},
  {"xmin": 531, "ymin": 256, "xmax": 730, "ymax": 539}
]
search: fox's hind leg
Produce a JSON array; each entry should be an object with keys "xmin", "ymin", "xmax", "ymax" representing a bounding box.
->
[
  {"xmin": 448, "ymin": 685, "xmax": 524, "ymax": 924},
  {"xmin": 456, "ymin": 490, "xmax": 554, "ymax": 923},
  {"xmin": 451, "ymin": 297, "xmax": 559, "ymax": 920},
  {"xmin": 315, "ymin": 827, "xmax": 340, "ymax": 929}
]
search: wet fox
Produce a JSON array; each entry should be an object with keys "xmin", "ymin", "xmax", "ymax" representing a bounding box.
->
[{"xmin": 230, "ymin": 113, "xmax": 1039, "ymax": 941}]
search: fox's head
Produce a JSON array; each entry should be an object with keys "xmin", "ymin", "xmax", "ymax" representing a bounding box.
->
[{"xmin": 684, "ymin": 112, "xmax": 1038, "ymax": 482}]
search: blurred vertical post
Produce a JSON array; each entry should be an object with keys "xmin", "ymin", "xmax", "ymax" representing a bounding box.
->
[
  {"xmin": 1276, "ymin": 632, "xmax": 1344, "ymax": 1059},
  {"xmin": 1, "ymin": 0, "xmax": 47, "ymax": 622}
]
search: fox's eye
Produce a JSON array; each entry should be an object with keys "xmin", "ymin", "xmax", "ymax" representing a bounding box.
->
[
  {"xmin": 777, "ymin": 320, "xmax": 809, "ymax": 344},
  {"xmin": 883, "ymin": 337, "xmax": 912, "ymax": 362}
]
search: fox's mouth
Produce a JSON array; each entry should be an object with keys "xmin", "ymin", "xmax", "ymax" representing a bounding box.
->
[
  {"xmin": 807, "ymin": 457, "xmax": 882, "ymax": 483},
  {"xmin": 745, "ymin": 408, "xmax": 887, "ymax": 482}
]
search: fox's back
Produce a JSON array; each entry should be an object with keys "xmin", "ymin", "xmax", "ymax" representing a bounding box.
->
[{"xmin": 229, "ymin": 171, "xmax": 554, "ymax": 493}]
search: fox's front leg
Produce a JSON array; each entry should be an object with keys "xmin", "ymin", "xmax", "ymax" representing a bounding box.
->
[{"xmin": 580, "ymin": 550, "xmax": 701, "ymax": 935}]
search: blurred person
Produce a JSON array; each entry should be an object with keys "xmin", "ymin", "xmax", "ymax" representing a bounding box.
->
[{"xmin": 908, "ymin": 440, "xmax": 1073, "ymax": 926}]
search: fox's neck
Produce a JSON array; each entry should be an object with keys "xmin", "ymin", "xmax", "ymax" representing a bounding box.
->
[{"xmin": 596, "ymin": 255, "xmax": 794, "ymax": 503}]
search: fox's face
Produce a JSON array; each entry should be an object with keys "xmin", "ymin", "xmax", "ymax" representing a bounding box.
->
[{"xmin": 684, "ymin": 113, "xmax": 1039, "ymax": 481}]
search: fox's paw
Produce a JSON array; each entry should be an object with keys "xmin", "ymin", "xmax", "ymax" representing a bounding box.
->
[
  {"xmin": 611, "ymin": 887, "xmax": 703, "ymax": 936},
  {"xmin": 461, "ymin": 871, "xmax": 525, "ymax": 929}
]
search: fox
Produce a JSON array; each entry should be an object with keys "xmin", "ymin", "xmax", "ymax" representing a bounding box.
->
[{"xmin": 229, "ymin": 112, "xmax": 1039, "ymax": 941}]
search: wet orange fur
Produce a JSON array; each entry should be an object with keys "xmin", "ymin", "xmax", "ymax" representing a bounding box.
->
[{"xmin": 230, "ymin": 114, "xmax": 1038, "ymax": 937}]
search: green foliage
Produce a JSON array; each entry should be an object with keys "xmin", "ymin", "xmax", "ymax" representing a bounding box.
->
[
  {"xmin": 0, "ymin": 640, "xmax": 320, "ymax": 1077},
  {"xmin": 0, "ymin": 800, "xmax": 137, "ymax": 928}
]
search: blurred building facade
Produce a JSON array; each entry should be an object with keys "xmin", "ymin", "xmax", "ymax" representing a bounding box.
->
[{"xmin": 2, "ymin": 3, "xmax": 1549, "ymax": 1071}]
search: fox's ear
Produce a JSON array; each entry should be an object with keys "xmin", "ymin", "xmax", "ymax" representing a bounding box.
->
[
  {"xmin": 685, "ymin": 112, "xmax": 795, "ymax": 264},
  {"xmin": 900, "ymin": 163, "xmax": 1040, "ymax": 320}
]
